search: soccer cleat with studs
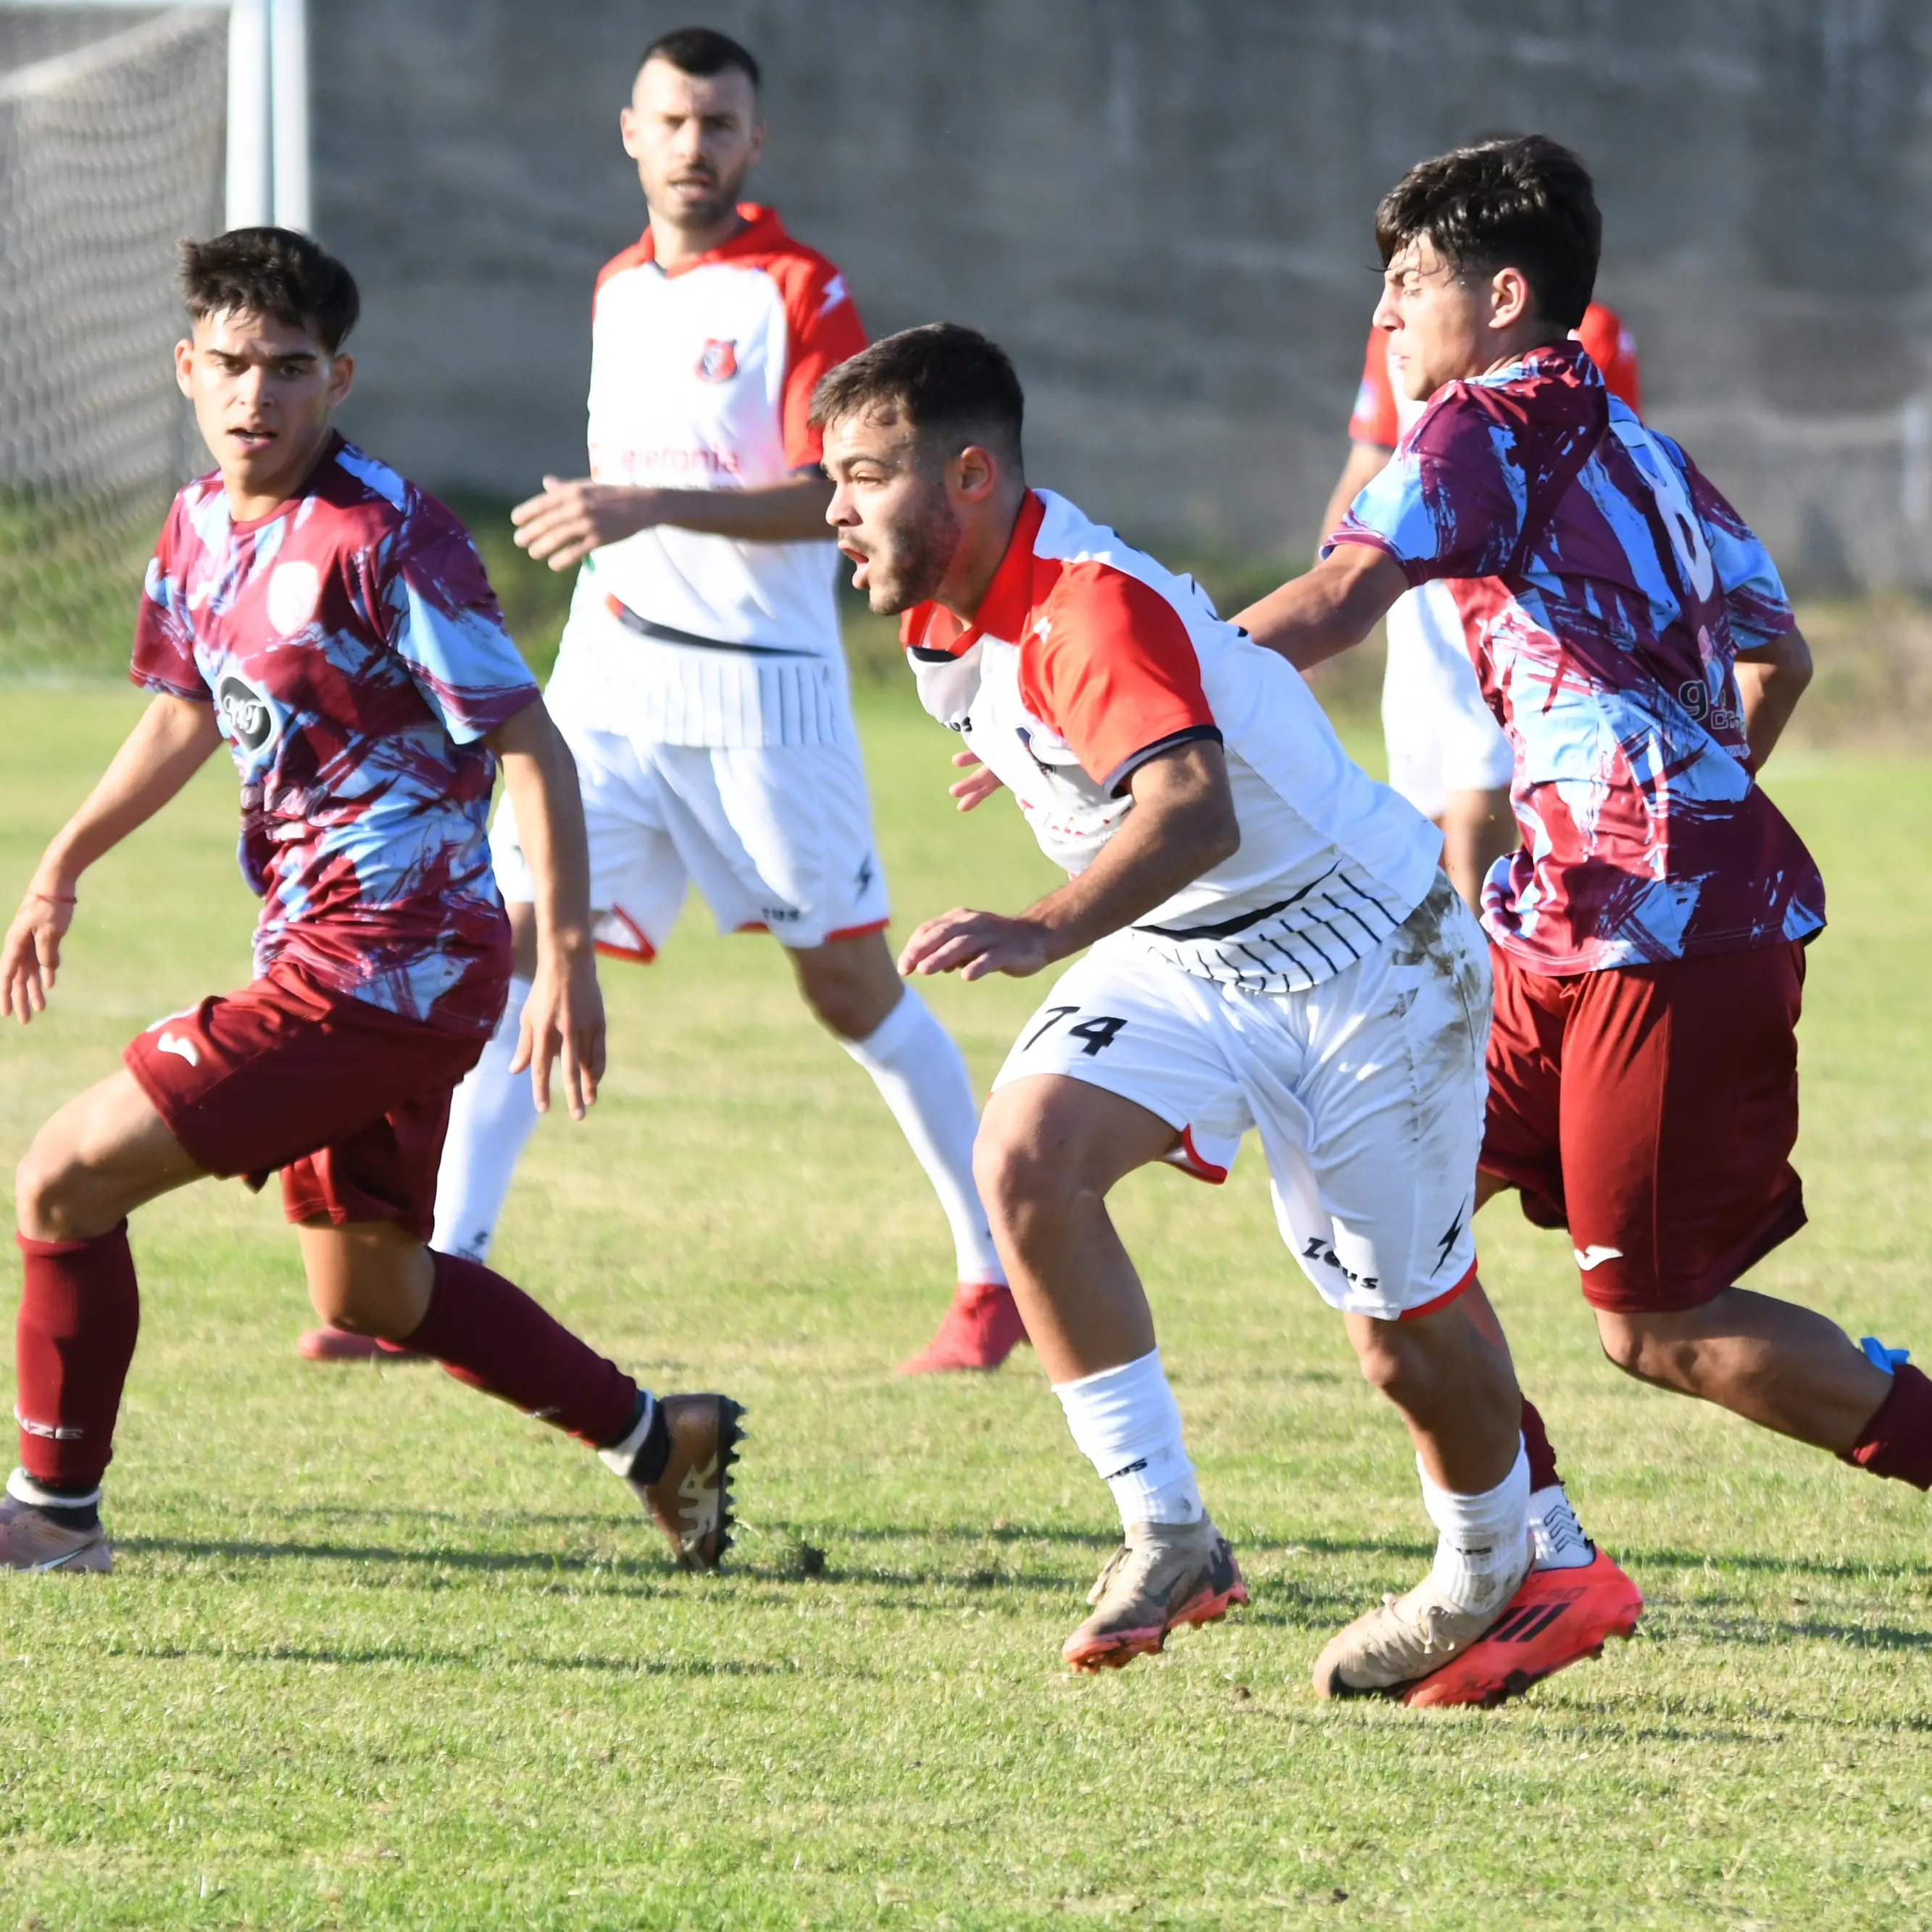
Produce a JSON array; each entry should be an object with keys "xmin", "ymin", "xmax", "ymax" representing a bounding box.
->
[
  {"xmin": 0, "ymin": 1496, "xmax": 112, "ymax": 1573},
  {"xmin": 897, "ymin": 1280, "xmax": 1028, "ymax": 1374},
  {"xmin": 1062, "ymin": 1516, "xmax": 1248, "ymax": 1672},
  {"xmin": 603, "ymin": 1393, "xmax": 744, "ymax": 1572}
]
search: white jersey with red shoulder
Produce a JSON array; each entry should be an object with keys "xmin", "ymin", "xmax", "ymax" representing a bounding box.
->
[
  {"xmin": 900, "ymin": 490, "xmax": 1442, "ymax": 993},
  {"xmin": 580, "ymin": 202, "xmax": 866, "ymax": 656},
  {"xmin": 132, "ymin": 434, "xmax": 538, "ymax": 1036}
]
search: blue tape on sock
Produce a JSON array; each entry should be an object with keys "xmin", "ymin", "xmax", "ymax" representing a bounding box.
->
[{"xmin": 1860, "ymin": 1336, "xmax": 1910, "ymax": 1375}]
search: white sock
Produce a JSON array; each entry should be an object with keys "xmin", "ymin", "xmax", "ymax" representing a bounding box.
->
[
  {"xmin": 1054, "ymin": 1349, "xmax": 1204, "ymax": 1529},
  {"xmin": 1528, "ymin": 1481, "xmax": 1595, "ymax": 1570},
  {"xmin": 841, "ymin": 986, "xmax": 1005, "ymax": 1285},
  {"xmin": 1419, "ymin": 1441, "xmax": 1531, "ymax": 1616},
  {"xmin": 430, "ymin": 975, "xmax": 538, "ymax": 1262}
]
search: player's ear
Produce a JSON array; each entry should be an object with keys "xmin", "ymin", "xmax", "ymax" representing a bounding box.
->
[
  {"xmin": 952, "ymin": 444, "xmax": 1000, "ymax": 504},
  {"xmin": 1489, "ymin": 265, "xmax": 1533, "ymax": 333},
  {"xmin": 325, "ymin": 352, "xmax": 354, "ymax": 409},
  {"xmin": 619, "ymin": 105, "xmax": 641, "ymax": 160},
  {"xmin": 172, "ymin": 338, "xmax": 195, "ymax": 398}
]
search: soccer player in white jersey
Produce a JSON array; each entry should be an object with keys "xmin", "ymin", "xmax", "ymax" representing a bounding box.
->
[
  {"xmin": 298, "ymin": 27, "xmax": 1017, "ymax": 1374},
  {"xmin": 816, "ymin": 324, "xmax": 1639, "ymax": 1699}
]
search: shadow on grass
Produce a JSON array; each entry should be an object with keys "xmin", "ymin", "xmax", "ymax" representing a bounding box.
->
[
  {"xmin": 101, "ymin": 1639, "xmax": 803, "ymax": 1677},
  {"xmin": 1623, "ymin": 1543, "xmax": 1932, "ymax": 1586}
]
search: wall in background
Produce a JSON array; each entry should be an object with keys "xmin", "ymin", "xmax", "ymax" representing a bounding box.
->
[{"xmin": 315, "ymin": 0, "xmax": 1932, "ymax": 591}]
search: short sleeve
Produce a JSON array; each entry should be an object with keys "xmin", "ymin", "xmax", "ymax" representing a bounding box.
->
[
  {"xmin": 1346, "ymin": 328, "xmax": 1401, "ymax": 447},
  {"xmin": 1326, "ymin": 388, "xmax": 1528, "ymax": 584},
  {"xmin": 1682, "ymin": 448, "xmax": 1794, "ymax": 651},
  {"xmin": 1023, "ymin": 567, "xmax": 1221, "ymax": 794},
  {"xmin": 130, "ymin": 498, "xmax": 210, "ymax": 702},
  {"xmin": 780, "ymin": 266, "xmax": 867, "ymax": 469},
  {"xmin": 381, "ymin": 501, "xmax": 540, "ymax": 744}
]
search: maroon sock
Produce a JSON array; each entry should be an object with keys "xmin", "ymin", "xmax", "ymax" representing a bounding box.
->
[
  {"xmin": 14, "ymin": 1224, "xmax": 141, "ymax": 1493},
  {"xmin": 1520, "ymin": 1396, "xmax": 1562, "ymax": 1491},
  {"xmin": 1843, "ymin": 1362, "xmax": 1932, "ymax": 1491},
  {"xmin": 407, "ymin": 1252, "xmax": 638, "ymax": 1449}
]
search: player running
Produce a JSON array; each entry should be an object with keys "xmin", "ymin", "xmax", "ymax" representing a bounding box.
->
[
  {"xmin": 299, "ymin": 26, "xmax": 1018, "ymax": 1376},
  {"xmin": 0, "ymin": 228, "xmax": 740, "ymax": 1574},
  {"xmin": 1315, "ymin": 299, "xmax": 1641, "ymax": 909},
  {"xmin": 815, "ymin": 322, "xmax": 1638, "ymax": 1699},
  {"xmin": 1239, "ymin": 136, "xmax": 1932, "ymax": 1514}
]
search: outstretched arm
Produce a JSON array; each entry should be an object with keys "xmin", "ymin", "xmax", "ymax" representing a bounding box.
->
[
  {"xmin": 1232, "ymin": 543, "xmax": 1412, "ymax": 673},
  {"xmin": 899, "ymin": 740, "xmax": 1241, "ymax": 981},
  {"xmin": 512, "ymin": 472, "xmax": 836, "ymax": 570},
  {"xmin": 1733, "ymin": 626, "xmax": 1813, "ymax": 773},
  {"xmin": 485, "ymin": 699, "xmax": 606, "ymax": 1118},
  {"xmin": 2, "ymin": 693, "xmax": 221, "ymax": 1023}
]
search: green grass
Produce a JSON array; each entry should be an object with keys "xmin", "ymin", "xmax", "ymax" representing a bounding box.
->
[{"xmin": 1, "ymin": 688, "xmax": 1931, "ymax": 1929}]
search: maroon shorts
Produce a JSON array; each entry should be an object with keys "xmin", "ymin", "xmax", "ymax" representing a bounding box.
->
[
  {"xmin": 1480, "ymin": 941, "xmax": 1808, "ymax": 1312},
  {"xmin": 123, "ymin": 960, "xmax": 488, "ymax": 1241}
]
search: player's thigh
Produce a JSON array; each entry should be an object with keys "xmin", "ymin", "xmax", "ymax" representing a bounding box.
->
[
  {"xmin": 16, "ymin": 1067, "xmax": 206, "ymax": 1239},
  {"xmin": 1559, "ymin": 944, "xmax": 1806, "ymax": 1314},
  {"xmin": 1259, "ymin": 878, "xmax": 1491, "ymax": 1321},
  {"xmin": 990, "ymin": 944, "xmax": 1252, "ymax": 1198}
]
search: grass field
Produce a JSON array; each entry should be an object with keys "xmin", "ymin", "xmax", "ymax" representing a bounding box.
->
[{"xmin": 1, "ymin": 684, "xmax": 1931, "ymax": 1929}]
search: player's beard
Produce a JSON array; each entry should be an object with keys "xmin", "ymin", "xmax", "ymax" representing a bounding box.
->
[{"xmin": 866, "ymin": 477, "xmax": 964, "ymax": 615}]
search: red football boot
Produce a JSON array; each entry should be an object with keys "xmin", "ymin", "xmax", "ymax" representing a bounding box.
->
[
  {"xmin": 296, "ymin": 1327, "xmax": 425, "ymax": 1365},
  {"xmin": 1400, "ymin": 1547, "xmax": 1643, "ymax": 1709},
  {"xmin": 896, "ymin": 1281, "xmax": 1028, "ymax": 1374}
]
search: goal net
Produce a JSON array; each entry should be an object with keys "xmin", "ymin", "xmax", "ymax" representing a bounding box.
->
[{"xmin": 1, "ymin": 5, "xmax": 228, "ymax": 681}]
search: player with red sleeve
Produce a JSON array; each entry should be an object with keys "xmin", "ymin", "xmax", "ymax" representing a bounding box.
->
[
  {"xmin": 816, "ymin": 323, "xmax": 1640, "ymax": 1702},
  {"xmin": 1240, "ymin": 137, "xmax": 1932, "ymax": 1543},
  {"xmin": 0, "ymin": 228, "xmax": 740, "ymax": 1575},
  {"xmin": 1315, "ymin": 301, "xmax": 1641, "ymax": 911},
  {"xmin": 317, "ymin": 26, "xmax": 1015, "ymax": 1378}
]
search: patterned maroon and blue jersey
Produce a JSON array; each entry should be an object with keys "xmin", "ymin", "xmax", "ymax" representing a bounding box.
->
[
  {"xmin": 132, "ymin": 435, "xmax": 540, "ymax": 1034},
  {"xmin": 1329, "ymin": 340, "xmax": 1825, "ymax": 975}
]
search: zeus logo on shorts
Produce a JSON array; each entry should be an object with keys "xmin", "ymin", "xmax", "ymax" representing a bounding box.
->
[
  {"xmin": 215, "ymin": 673, "xmax": 279, "ymax": 755},
  {"xmin": 1302, "ymin": 1237, "xmax": 1380, "ymax": 1296}
]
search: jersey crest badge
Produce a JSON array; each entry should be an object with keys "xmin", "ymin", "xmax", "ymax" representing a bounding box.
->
[{"xmin": 695, "ymin": 338, "xmax": 739, "ymax": 382}]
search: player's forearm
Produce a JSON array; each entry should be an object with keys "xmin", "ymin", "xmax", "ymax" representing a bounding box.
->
[
  {"xmin": 35, "ymin": 694, "xmax": 220, "ymax": 890},
  {"xmin": 1020, "ymin": 762, "xmax": 1241, "ymax": 962},
  {"xmin": 1233, "ymin": 544, "xmax": 1409, "ymax": 672},
  {"xmin": 1734, "ymin": 626, "xmax": 1813, "ymax": 772},
  {"xmin": 489, "ymin": 704, "xmax": 595, "ymax": 961},
  {"xmin": 645, "ymin": 476, "xmax": 836, "ymax": 542}
]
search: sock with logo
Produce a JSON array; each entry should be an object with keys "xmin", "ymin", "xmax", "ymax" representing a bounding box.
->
[
  {"xmin": 1517, "ymin": 1396, "xmax": 1595, "ymax": 1569},
  {"xmin": 407, "ymin": 1252, "xmax": 640, "ymax": 1449},
  {"xmin": 1420, "ymin": 1440, "xmax": 1531, "ymax": 1617},
  {"xmin": 429, "ymin": 975, "xmax": 538, "ymax": 1263},
  {"xmin": 1841, "ymin": 1349, "xmax": 1932, "ymax": 1491},
  {"xmin": 1054, "ymin": 1349, "xmax": 1204, "ymax": 1529},
  {"xmin": 14, "ymin": 1224, "xmax": 141, "ymax": 1495},
  {"xmin": 839, "ymin": 987, "xmax": 1007, "ymax": 1286}
]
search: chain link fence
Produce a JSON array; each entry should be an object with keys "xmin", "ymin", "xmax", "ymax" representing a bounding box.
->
[{"xmin": 1, "ymin": 5, "xmax": 226, "ymax": 682}]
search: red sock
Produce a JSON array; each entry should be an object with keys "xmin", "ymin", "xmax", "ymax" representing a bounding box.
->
[
  {"xmin": 407, "ymin": 1252, "xmax": 638, "ymax": 1449},
  {"xmin": 14, "ymin": 1224, "xmax": 141, "ymax": 1493},
  {"xmin": 1843, "ymin": 1362, "xmax": 1932, "ymax": 1490},
  {"xmin": 1520, "ymin": 1396, "xmax": 1562, "ymax": 1491}
]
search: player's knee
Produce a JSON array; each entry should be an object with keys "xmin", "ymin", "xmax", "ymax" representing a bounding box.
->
[
  {"xmin": 1594, "ymin": 1307, "xmax": 1683, "ymax": 1383},
  {"xmin": 972, "ymin": 1120, "xmax": 1085, "ymax": 1243},
  {"xmin": 14, "ymin": 1133, "xmax": 87, "ymax": 1241},
  {"xmin": 1350, "ymin": 1319, "xmax": 1423, "ymax": 1404}
]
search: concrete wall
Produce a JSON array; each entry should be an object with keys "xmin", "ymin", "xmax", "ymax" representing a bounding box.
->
[{"xmin": 315, "ymin": 0, "xmax": 1932, "ymax": 591}]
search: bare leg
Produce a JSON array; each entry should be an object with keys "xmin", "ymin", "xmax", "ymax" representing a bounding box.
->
[
  {"xmin": 15, "ymin": 1069, "xmax": 205, "ymax": 1240},
  {"xmin": 788, "ymin": 928, "xmax": 905, "ymax": 1041},
  {"xmin": 1595, "ymin": 1291, "xmax": 1891, "ymax": 1454},
  {"xmin": 297, "ymin": 1219, "xmax": 435, "ymax": 1339},
  {"xmin": 1345, "ymin": 1300, "xmax": 1522, "ymax": 1494}
]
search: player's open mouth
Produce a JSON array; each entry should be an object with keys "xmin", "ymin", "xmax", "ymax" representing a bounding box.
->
[
  {"xmin": 228, "ymin": 427, "xmax": 275, "ymax": 450},
  {"xmin": 838, "ymin": 543, "xmax": 870, "ymax": 588}
]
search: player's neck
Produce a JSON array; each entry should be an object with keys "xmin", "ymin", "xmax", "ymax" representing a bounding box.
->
[
  {"xmin": 933, "ymin": 484, "xmax": 1030, "ymax": 626},
  {"xmin": 1478, "ymin": 320, "xmax": 1569, "ymax": 380},
  {"xmin": 647, "ymin": 204, "xmax": 749, "ymax": 272}
]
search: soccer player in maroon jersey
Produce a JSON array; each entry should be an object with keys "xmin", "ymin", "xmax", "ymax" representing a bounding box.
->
[
  {"xmin": 0, "ymin": 229, "xmax": 741, "ymax": 1573},
  {"xmin": 1239, "ymin": 137, "xmax": 1932, "ymax": 1518}
]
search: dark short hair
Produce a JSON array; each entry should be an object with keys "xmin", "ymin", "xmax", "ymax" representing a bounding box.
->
[
  {"xmin": 1374, "ymin": 135, "xmax": 1599, "ymax": 330},
  {"xmin": 638, "ymin": 25, "xmax": 759, "ymax": 91},
  {"xmin": 178, "ymin": 226, "xmax": 359, "ymax": 351},
  {"xmin": 809, "ymin": 323, "xmax": 1025, "ymax": 466}
]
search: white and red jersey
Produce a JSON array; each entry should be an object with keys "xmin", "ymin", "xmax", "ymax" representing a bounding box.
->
[
  {"xmin": 902, "ymin": 491, "xmax": 1441, "ymax": 993},
  {"xmin": 1348, "ymin": 301, "xmax": 1641, "ymax": 449},
  {"xmin": 578, "ymin": 202, "xmax": 865, "ymax": 660}
]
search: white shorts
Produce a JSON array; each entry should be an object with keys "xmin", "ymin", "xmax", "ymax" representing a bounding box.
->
[
  {"xmin": 992, "ymin": 877, "xmax": 1490, "ymax": 1322},
  {"xmin": 490, "ymin": 713, "xmax": 889, "ymax": 959},
  {"xmin": 1381, "ymin": 580, "xmax": 1513, "ymax": 820}
]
